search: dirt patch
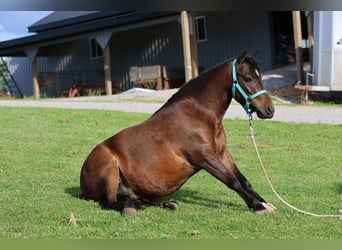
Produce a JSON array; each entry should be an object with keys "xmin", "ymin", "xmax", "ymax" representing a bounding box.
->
[
  {"xmin": 270, "ymin": 84, "xmax": 342, "ymax": 104},
  {"xmin": 0, "ymin": 90, "xmax": 14, "ymax": 98},
  {"xmin": 270, "ymin": 84, "xmax": 302, "ymax": 103}
]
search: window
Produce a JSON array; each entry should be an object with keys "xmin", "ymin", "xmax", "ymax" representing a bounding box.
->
[
  {"xmin": 90, "ymin": 37, "xmax": 103, "ymax": 59},
  {"xmin": 195, "ymin": 16, "xmax": 207, "ymax": 42}
]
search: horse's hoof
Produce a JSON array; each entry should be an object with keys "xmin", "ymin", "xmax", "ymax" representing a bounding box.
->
[
  {"xmin": 162, "ymin": 201, "xmax": 180, "ymax": 211},
  {"xmin": 254, "ymin": 202, "xmax": 277, "ymax": 215},
  {"xmin": 123, "ymin": 207, "xmax": 137, "ymax": 217}
]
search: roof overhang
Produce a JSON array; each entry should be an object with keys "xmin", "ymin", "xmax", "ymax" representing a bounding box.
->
[{"xmin": 0, "ymin": 11, "xmax": 179, "ymax": 57}]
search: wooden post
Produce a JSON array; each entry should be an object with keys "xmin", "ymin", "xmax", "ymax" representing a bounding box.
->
[
  {"xmin": 104, "ymin": 44, "xmax": 112, "ymax": 95},
  {"xmin": 180, "ymin": 11, "xmax": 193, "ymax": 82},
  {"xmin": 306, "ymin": 11, "xmax": 314, "ymax": 72},
  {"xmin": 292, "ymin": 11, "xmax": 304, "ymax": 83},
  {"xmin": 190, "ymin": 12, "xmax": 199, "ymax": 78},
  {"xmin": 32, "ymin": 57, "xmax": 40, "ymax": 99}
]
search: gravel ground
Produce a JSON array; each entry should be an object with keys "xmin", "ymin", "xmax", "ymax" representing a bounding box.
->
[
  {"xmin": 0, "ymin": 64, "xmax": 341, "ymax": 125},
  {"xmin": 0, "ymin": 92, "xmax": 341, "ymax": 125}
]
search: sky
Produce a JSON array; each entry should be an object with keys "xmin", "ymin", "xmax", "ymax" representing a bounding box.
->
[{"xmin": 0, "ymin": 11, "xmax": 53, "ymax": 42}]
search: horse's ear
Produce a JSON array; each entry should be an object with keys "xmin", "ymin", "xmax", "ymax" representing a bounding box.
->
[
  {"xmin": 253, "ymin": 51, "xmax": 258, "ymax": 58},
  {"xmin": 237, "ymin": 51, "xmax": 247, "ymax": 64}
]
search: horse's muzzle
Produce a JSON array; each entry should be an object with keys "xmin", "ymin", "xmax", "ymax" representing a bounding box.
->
[{"xmin": 255, "ymin": 104, "xmax": 275, "ymax": 119}]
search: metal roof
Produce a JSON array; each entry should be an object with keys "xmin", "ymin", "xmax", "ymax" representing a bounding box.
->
[
  {"xmin": 28, "ymin": 11, "xmax": 129, "ymax": 33},
  {"xmin": 0, "ymin": 11, "xmax": 179, "ymax": 57}
]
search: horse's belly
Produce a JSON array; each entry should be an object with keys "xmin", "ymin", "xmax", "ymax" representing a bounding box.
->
[
  {"xmin": 122, "ymin": 158, "xmax": 195, "ymax": 199},
  {"xmin": 111, "ymin": 125, "xmax": 197, "ymax": 199}
]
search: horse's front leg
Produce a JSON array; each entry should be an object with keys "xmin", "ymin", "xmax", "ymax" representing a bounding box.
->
[
  {"xmin": 226, "ymin": 161, "xmax": 276, "ymax": 214},
  {"xmin": 201, "ymin": 153, "xmax": 276, "ymax": 214}
]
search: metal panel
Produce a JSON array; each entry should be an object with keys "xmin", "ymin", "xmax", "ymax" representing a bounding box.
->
[
  {"xmin": 109, "ymin": 20, "xmax": 184, "ymax": 90},
  {"xmin": 313, "ymin": 11, "xmax": 342, "ymax": 90},
  {"xmin": 7, "ymin": 57, "xmax": 33, "ymax": 97},
  {"xmin": 313, "ymin": 11, "xmax": 333, "ymax": 88},
  {"xmin": 7, "ymin": 12, "xmax": 275, "ymax": 97},
  {"xmin": 8, "ymin": 39, "xmax": 106, "ymax": 97},
  {"xmin": 195, "ymin": 12, "xmax": 273, "ymax": 72},
  {"xmin": 37, "ymin": 39, "xmax": 105, "ymax": 96}
]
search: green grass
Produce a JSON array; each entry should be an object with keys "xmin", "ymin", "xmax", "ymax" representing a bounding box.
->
[
  {"xmin": 311, "ymin": 100, "xmax": 342, "ymax": 107},
  {"xmin": 0, "ymin": 107, "xmax": 341, "ymax": 239}
]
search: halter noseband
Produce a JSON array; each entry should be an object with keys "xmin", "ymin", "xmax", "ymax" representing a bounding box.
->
[{"xmin": 232, "ymin": 59, "xmax": 268, "ymax": 115}]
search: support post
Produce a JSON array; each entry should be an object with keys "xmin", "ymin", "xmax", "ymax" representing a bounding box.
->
[
  {"xmin": 104, "ymin": 44, "xmax": 112, "ymax": 95},
  {"xmin": 180, "ymin": 11, "xmax": 193, "ymax": 82},
  {"xmin": 32, "ymin": 57, "xmax": 40, "ymax": 99},
  {"xmin": 190, "ymin": 12, "xmax": 199, "ymax": 78},
  {"xmin": 292, "ymin": 11, "xmax": 304, "ymax": 83}
]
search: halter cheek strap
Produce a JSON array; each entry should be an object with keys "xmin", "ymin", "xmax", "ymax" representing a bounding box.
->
[{"xmin": 232, "ymin": 59, "xmax": 268, "ymax": 115}]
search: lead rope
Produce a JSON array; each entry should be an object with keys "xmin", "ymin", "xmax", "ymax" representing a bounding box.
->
[{"xmin": 248, "ymin": 115, "xmax": 342, "ymax": 220}]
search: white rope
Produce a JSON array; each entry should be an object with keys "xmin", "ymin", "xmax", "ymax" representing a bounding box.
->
[{"xmin": 248, "ymin": 117, "xmax": 342, "ymax": 220}]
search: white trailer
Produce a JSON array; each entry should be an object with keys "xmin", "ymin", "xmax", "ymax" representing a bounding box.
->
[{"xmin": 313, "ymin": 11, "xmax": 342, "ymax": 91}]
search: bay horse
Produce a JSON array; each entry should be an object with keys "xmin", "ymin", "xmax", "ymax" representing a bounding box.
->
[{"xmin": 80, "ymin": 52, "xmax": 276, "ymax": 216}]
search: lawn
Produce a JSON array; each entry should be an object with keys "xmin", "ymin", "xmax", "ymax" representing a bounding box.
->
[{"xmin": 0, "ymin": 106, "xmax": 341, "ymax": 239}]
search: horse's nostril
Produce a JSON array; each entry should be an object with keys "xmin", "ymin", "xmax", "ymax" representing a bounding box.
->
[{"xmin": 266, "ymin": 105, "xmax": 275, "ymax": 115}]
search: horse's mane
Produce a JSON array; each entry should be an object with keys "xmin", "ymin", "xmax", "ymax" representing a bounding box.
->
[
  {"xmin": 161, "ymin": 60, "xmax": 228, "ymax": 106},
  {"xmin": 159, "ymin": 56, "xmax": 260, "ymax": 112}
]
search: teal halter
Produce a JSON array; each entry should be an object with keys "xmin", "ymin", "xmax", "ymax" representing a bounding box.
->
[{"xmin": 232, "ymin": 59, "xmax": 268, "ymax": 115}]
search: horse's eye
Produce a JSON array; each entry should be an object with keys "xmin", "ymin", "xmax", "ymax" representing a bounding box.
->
[{"xmin": 242, "ymin": 75, "xmax": 252, "ymax": 82}]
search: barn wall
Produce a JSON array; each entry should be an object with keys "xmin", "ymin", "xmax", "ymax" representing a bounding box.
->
[
  {"xmin": 7, "ymin": 12, "xmax": 274, "ymax": 97},
  {"xmin": 195, "ymin": 11, "xmax": 273, "ymax": 72},
  {"xmin": 7, "ymin": 57, "xmax": 33, "ymax": 97},
  {"xmin": 8, "ymin": 39, "xmax": 105, "ymax": 97},
  {"xmin": 9, "ymin": 20, "xmax": 184, "ymax": 96},
  {"xmin": 109, "ymin": 20, "xmax": 184, "ymax": 90},
  {"xmin": 38, "ymin": 39, "xmax": 104, "ymax": 96}
]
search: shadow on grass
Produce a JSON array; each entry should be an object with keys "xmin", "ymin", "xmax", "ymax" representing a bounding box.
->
[
  {"xmin": 156, "ymin": 188, "xmax": 243, "ymax": 211},
  {"xmin": 65, "ymin": 186, "xmax": 81, "ymax": 198},
  {"xmin": 334, "ymin": 182, "xmax": 342, "ymax": 194},
  {"xmin": 65, "ymin": 186, "xmax": 243, "ymax": 210}
]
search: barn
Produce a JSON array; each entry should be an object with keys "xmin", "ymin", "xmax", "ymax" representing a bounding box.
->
[{"xmin": 0, "ymin": 11, "xmax": 304, "ymax": 98}]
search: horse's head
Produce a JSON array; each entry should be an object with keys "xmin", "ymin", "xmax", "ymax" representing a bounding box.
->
[{"xmin": 231, "ymin": 52, "xmax": 274, "ymax": 119}]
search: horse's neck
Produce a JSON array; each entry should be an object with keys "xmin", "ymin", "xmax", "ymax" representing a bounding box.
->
[
  {"xmin": 164, "ymin": 61, "xmax": 233, "ymax": 120},
  {"xmin": 194, "ymin": 62, "xmax": 232, "ymax": 119}
]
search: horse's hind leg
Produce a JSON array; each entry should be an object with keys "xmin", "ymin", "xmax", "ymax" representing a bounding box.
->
[
  {"xmin": 102, "ymin": 164, "xmax": 140, "ymax": 216},
  {"xmin": 102, "ymin": 163, "xmax": 121, "ymax": 210}
]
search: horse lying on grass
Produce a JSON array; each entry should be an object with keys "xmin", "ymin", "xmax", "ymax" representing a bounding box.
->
[{"xmin": 80, "ymin": 52, "xmax": 276, "ymax": 216}]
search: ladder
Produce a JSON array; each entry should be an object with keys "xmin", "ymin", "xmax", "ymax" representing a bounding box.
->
[{"xmin": 0, "ymin": 57, "xmax": 24, "ymax": 98}]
